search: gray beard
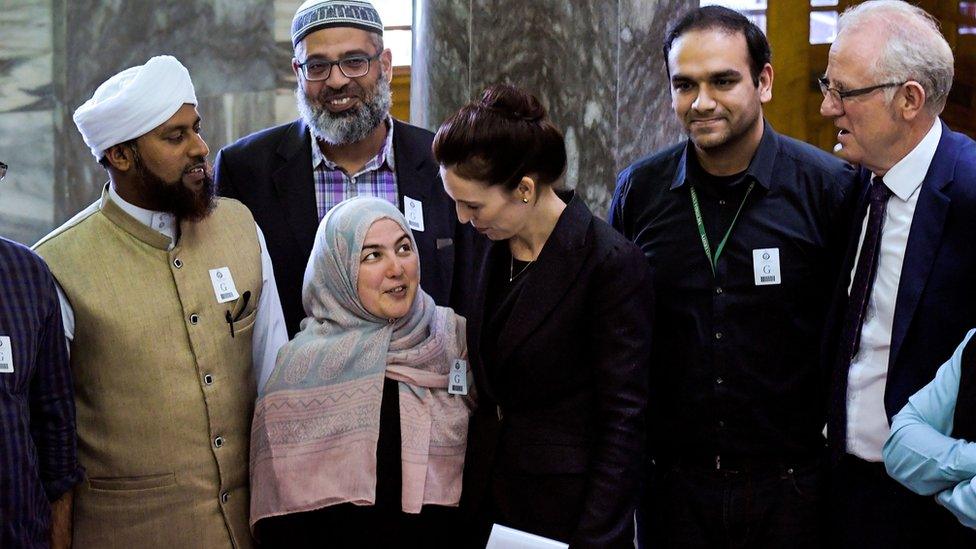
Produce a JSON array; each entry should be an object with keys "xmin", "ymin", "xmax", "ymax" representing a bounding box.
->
[{"xmin": 296, "ymin": 77, "xmax": 392, "ymax": 146}]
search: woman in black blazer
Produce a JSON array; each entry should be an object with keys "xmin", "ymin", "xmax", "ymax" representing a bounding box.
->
[{"xmin": 432, "ymin": 84, "xmax": 653, "ymax": 548}]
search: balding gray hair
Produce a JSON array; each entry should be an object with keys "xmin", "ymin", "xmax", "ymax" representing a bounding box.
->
[{"xmin": 838, "ymin": 0, "xmax": 953, "ymax": 115}]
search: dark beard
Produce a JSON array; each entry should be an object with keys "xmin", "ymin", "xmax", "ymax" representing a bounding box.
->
[{"xmin": 132, "ymin": 152, "xmax": 215, "ymax": 222}]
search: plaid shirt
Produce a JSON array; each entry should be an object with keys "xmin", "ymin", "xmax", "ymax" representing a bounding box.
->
[
  {"xmin": 311, "ymin": 117, "xmax": 398, "ymax": 220},
  {"xmin": 0, "ymin": 237, "xmax": 83, "ymax": 545}
]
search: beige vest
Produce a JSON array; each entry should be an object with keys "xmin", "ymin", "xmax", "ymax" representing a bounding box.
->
[{"xmin": 35, "ymin": 189, "xmax": 262, "ymax": 549}]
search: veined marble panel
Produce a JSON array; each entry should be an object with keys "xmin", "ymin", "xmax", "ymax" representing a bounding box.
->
[
  {"xmin": 0, "ymin": 110, "xmax": 56, "ymax": 245},
  {"xmin": 411, "ymin": 0, "xmax": 471, "ymax": 132},
  {"xmin": 0, "ymin": 0, "xmax": 53, "ymax": 113},
  {"xmin": 471, "ymin": 0, "xmax": 618, "ymax": 217},
  {"xmin": 54, "ymin": 0, "xmax": 279, "ymax": 223},
  {"xmin": 616, "ymin": 0, "xmax": 696, "ymax": 174}
]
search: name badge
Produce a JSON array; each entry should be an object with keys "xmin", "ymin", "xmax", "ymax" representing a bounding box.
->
[
  {"xmin": 209, "ymin": 267, "xmax": 240, "ymax": 304},
  {"xmin": 448, "ymin": 359, "xmax": 468, "ymax": 396},
  {"xmin": 0, "ymin": 336, "xmax": 13, "ymax": 373},
  {"xmin": 752, "ymin": 248, "xmax": 781, "ymax": 286},
  {"xmin": 404, "ymin": 196, "xmax": 425, "ymax": 232}
]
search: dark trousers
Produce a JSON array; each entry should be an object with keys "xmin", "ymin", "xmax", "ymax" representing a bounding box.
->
[
  {"xmin": 829, "ymin": 453, "xmax": 976, "ymax": 548},
  {"xmin": 636, "ymin": 459, "xmax": 824, "ymax": 548}
]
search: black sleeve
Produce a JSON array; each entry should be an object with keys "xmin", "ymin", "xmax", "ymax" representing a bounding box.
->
[
  {"xmin": 572, "ymin": 240, "xmax": 653, "ymax": 548},
  {"xmin": 214, "ymin": 148, "xmax": 240, "ymax": 200}
]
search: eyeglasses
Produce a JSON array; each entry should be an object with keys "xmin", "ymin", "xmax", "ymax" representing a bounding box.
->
[
  {"xmin": 818, "ymin": 76, "xmax": 906, "ymax": 105},
  {"xmin": 296, "ymin": 52, "xmax": 382, "ymax": 81},
  {"xmin": 0, "ymin": 162, "xmax": 6, "ymax": 181}
]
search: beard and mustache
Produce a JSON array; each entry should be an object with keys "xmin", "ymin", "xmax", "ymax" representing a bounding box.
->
[
  {"xmin": 130, "ymin": 148, "xmax": 216, "ymax": 222},
  {"xmin": 295, "ymin": 72, "xmax": 392, "ymax": 146}
]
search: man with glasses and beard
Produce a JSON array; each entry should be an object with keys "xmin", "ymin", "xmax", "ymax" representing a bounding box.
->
[
  {"xmin": 33, "ymin": 55, "xmax": 287, "ymax": 548},
  {"xmin": 216, "ymin": 0, "xmax": 480, "ymax": 337}
]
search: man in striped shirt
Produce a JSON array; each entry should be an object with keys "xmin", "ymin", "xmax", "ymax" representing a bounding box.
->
[{"xmin": 0, "ymin": 195, "xmax": 83, "ymax": 547}]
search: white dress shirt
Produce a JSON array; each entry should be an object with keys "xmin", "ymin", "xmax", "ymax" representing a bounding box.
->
[
  {"xmin": 56, "ymin": 184, "xmax": 288, "ymax": 392},
  {"xmin": 846, "ymin": 120, "xmax": 942, "ymax": 461}
]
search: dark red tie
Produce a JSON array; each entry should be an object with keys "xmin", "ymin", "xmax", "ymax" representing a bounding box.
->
[{"xmin": 830, "ymin": 176, "xmax": 892, "ymax": 457}]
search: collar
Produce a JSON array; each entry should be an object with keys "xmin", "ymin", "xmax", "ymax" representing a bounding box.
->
[
  {"xmin": 670, "ymin": 119, "xmax": 778, "ymax": 191},
  {"xmin": 873, "ymin": 118, "xmax": 942, "ymax": 202},
  {"xmin": 108, "ymin": 182, "xmax": 177, "ymax": 248},
  {"xmin": 310, "ymin": 115, "xmax": 396, "ymax": 173}
]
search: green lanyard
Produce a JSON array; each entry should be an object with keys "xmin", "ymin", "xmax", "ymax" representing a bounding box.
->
[{"xmin": 689, "ymin": 181, "xmax": 756, "ymax": 277}]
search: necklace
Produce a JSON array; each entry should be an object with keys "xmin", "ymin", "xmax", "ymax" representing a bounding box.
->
[{"xmin": 509, "ymin": 253, "xmax": 534, "ymax": 282}]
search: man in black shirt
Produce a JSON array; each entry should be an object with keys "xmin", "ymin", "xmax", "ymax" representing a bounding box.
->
[{"xmin": 610, "ymin": 6, "xmax": 857, "ymax": 547}]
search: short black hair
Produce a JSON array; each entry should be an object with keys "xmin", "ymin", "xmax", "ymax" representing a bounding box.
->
[{"xmin": 663, "ymin": 6, "xmax": 771, "ymax": 87}]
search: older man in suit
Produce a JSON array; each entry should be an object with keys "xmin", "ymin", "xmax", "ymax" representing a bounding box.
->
[
  {"xmin": 821, "ymin": 1, "xmax": 976, "ymax": 546},
  {"xmin": 215, "ymin": 0, "xmax": 480, "ymax": 336}
]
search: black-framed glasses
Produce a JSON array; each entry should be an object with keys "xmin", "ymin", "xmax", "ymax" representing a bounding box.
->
[
  {"xmin": 296, "ymin": 52, "xmax": 382, "ymax": 81},
  {"xmin": 818, "ymin": 76, "xmax": 906, "ymax": 104},
  {"xmin": 0, "ymin": 161, "xmax": 6, "ymax": 181}
]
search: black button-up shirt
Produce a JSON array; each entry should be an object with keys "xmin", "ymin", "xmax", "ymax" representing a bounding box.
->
[
  {"xmin": 610, "ymin": 123, "xmax": 858, "ymax": 463},
  {"xmin": 0, "ymin": 237, "xmax": 83, "ymax": 545}
]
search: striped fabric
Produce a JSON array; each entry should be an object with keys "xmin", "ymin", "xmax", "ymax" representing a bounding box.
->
[
  {"xmin": 311, "ymin": 119, "xmax": 398, "ymax": 220},
  {"xmin": 0, "ymin": 237, "xmax": 83, "ymax": 546}
]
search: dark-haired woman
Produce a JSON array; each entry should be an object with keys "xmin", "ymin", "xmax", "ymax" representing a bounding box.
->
[{"xmin": 433, "ymin": 84, "xmax": 652, "ymax": 548}]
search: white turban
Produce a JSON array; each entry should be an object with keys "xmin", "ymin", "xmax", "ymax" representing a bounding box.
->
[{"xmin": 73, "ymin": 55, "xmax": 198, "ymax": 161}]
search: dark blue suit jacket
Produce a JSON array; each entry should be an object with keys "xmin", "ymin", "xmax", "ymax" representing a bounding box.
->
[
  {"xmin": 827, "ymin": 122, "xmax": 976, "ymax": 453},
  {"xmin": 214, "ymin": 118, "xmax": 482, "ymax": 336}
]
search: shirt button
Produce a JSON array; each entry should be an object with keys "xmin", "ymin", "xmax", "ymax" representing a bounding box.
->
[
  {"xmin": 716, "ymin": 377, "xmax": 724, "ymax": 385},
  {"xmin": 189, "ymin": 314, "xmax": 199, "ymax": 325},
  {"xmin": 715, "ymin": 332, "xmax": 723, "ymax": 340},
  {"xmin": 173, "ymin": 258, "xmax": 183, "ymax": 269},
  {"xmin": 204, "ymin": 374, "xmax": 214, "ymax": 385},
  {"xmin": 220, "ymin": 491, "xmax": 229, "ymax": 504},
  {"xmin": 214, "ymin": 436, "xmax": 224, "ymax": 448},
  {"xmin": 715, "ymin": 287, "xmax": 723, "ymax": 295}
]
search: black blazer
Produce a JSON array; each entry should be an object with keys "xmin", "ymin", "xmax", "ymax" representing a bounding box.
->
[
  {"xmin": 462, "ymin": 193, "xmax": 652, "ymax": 548},
  {"xmin": 827, "ymin": 122, "xmax": 976, "ymax": 453},
  {"xmin": 214, "ymin": 118, "xmax": 482, "ymax": 336}
]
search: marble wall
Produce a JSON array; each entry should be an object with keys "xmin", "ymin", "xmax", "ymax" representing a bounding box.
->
[
  {"xmin": 413, "ymin": 0, "xmax": 697, "ymax": 217},
  {"xmin": 0, "ymin": 0, "xmax": 280, "ymax": 245},
  {"xmin": 0, "ymin": 0, "xmax": 696, "ymax": 244}
]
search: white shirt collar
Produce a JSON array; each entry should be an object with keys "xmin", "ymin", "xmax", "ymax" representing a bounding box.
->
[
  {"xmin": 875, "ymin": 119, "xmax": 942, "ymax": 202},
  {"xmin": 108, "ymin": 182, "xmax": 177, "ymax": 248}
]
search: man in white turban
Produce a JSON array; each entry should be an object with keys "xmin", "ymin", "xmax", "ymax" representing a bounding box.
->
[{"xmin": 33, "ymin": 55, "xmax": 287, "ymax": 548}]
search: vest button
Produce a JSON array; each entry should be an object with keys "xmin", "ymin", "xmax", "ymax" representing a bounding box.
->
[
  {"xmin": 189, "ymin": 314, "xmax": 199, "ymax": 325},
  {"xmin": 204, "ymin": 374, "xmax": 214, "ymax": 385},
  {"xmin": 220, "ymin": 491, "xmax": 229, "ymax": 504},
  {"xmin": 173, "ymin": 258, "xmax": 183, "ymax": 269},
  {"xmin": 214, "ymin": 436, "xmax": 224, "ymax": 448}
]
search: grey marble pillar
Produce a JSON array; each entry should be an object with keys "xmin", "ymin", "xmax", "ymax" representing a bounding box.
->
[
  {"xmin": 0, "ymin": 0, "xmax": 281, "ymax": 244},
  {"xmin": 412, "ymin": 0, "xmax": 697, "ymax": 217}
]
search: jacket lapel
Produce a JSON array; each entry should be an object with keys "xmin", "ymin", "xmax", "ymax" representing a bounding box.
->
[
  {"xmin": 493, "ymin": 194, "xmax": 592, "ymax": 367},
  {"xmin": 273, "ymin": 119, "xmax": 319, "ymax": 257},
  {"xmin": 469, "ymin": 241, "xmax": 504, "ymax": 405},
  {"xmin": 889, "ymin": 124, "xmax": 958, "ymax": 369},
  {"xmin": 392, "ymin": 119, "xmax": 433, "ymax": 204}
]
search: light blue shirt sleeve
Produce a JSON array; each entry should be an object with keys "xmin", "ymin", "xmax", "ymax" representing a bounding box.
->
[{"xmin": 883, "ymin": 329, "xmax": 976, "ymax": 527}]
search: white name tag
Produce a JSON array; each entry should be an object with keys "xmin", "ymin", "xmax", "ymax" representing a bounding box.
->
[
  {"xmin": 0, "ymin": 336, "xmax": 13, "ymax": 373},
  {"xmin": 403, "ymin": 196, "xmax": 425, "ymax": 232},
  {"xmin": 752, "ymin": 248, "xmax": 781, "ymax": 286},
  {"xmin": 448, "ymin": 359, "xmax": 468, "ymax": 396},
  {"xmin": 208, "ymin": 267, "xmax": 240, "ymax": 304}
]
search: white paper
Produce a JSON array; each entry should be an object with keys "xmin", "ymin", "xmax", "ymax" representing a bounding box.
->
[
  {"xmin": 752, "ymin": 248, "xmax": 781, "ymax": 286},
  {"xmin": 208, "ymin": 267, "xmax": 240, "ymax": 304},
  {"xmin": 485, "ymin": 524, "xmax": 569, "ymax": 549},
  {"xmin": 403, "ymin": 196, "xmax": 425, "ymax": 232}
]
